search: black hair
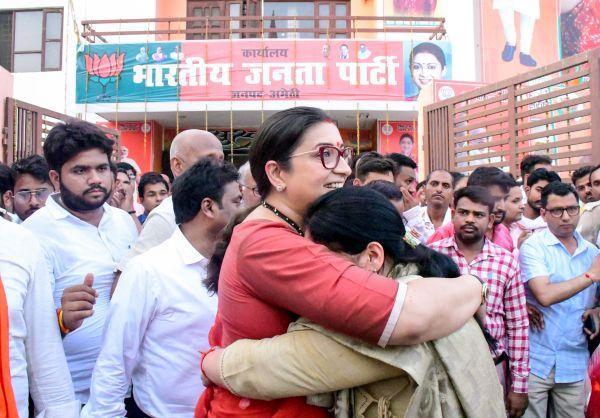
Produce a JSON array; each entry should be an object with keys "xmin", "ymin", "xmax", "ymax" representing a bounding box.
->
[
  {"xmin": 541, "ymin": 181, "xmax": 578, "ymax": 208},
  {"xmin": 172, "ymin": 158, "xmax": 239, "ymax": 224},
  {"xmin": 527, "ymin": 168, "xmax": 561, "ymax": 188},
  {"xmin": 350, "ymin": 151, "xmax": 382, "ymax": 176},
  {"xmin": 520, "ymin": 155, "xmax": 552, "ymax": 179},
  {"xmin": 249, "ymin": 107, "xmax": 332, "ymax": 198},
  {"xmin": 116, "ymin": 168, "xmax": 129, "ymax": 177},
  {"xmin": 450, "ymin": 171, "xmax": 466, "ymax": 185},
  {"xmin": 454, "ymin": 186, "xmax": 496, "ymax": 214},
  {"xmin": 467, "ymin": 167, "xmax": 516, "ymax": 194},
  {"xmin": 116, "ymin": 161, "xmax": 137, "ymax": 177},
  {"xmin": 571, "ymin": 165, "xmax": 594, "ymax": 185},
  {"xmin": 425, "ymin": 169, "xmax": 454, "ymax": 186},
  {"xmin": 204, "ymin": 207, "xmax": 255, "ymax": 294},
  {"xmin": 138, "ymin": 172, "xmax": 169, "ymax": 198},
  {"xmin": 386, "ymin": 153, "xmax": 417, "ymax": 170},
  {"xmin": 409, "ymin": 42, "xmax": 446, "ymax": 69},
  {"xmin": 43, "ymin": 120, "xmax": 114, "ymax": 173},
  {"xmin": 416, "ymin": 180, "xmax": 426, "ymax": 191},
  {"xmin": 365, "ymin": 180, "xmax": 403, "ymax": 201},
  {"xmin": 355, "ymin": 157, "xmax": 396, "ymax": 181},
  {"xmin": 591, "ymin": 165, "xmax": 600, "ymax": 181},
  {"xmin": 11, "ymin": 155, "xmax": 51, "ymax": 186},
  {"xmin": 399, "ymin": 133, "xmax": 414, "ymax": 143},
  {"xmin": 306, "ymin": 187, "xmax": 458, "ymax": 278},
  {"xmin": 0, "ymin": 164, "xmax": 14, "ymax": 196}
]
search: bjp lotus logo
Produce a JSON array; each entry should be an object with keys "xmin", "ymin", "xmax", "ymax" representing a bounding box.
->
[{"xmin": 84, "ymin": 52, "xmax": 125, "ymax": 98}]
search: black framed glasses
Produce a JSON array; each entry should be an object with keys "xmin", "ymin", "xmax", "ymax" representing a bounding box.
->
[
  {"xmin": 290, "ymin": 145, "xmax": 354, "ymax": 169},
  {"xmin": 546, "ymin": 206, "xmax": 580, "ymax": 218}
]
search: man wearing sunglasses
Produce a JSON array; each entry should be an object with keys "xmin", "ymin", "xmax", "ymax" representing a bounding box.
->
[
  {"xmin": 10, "ymin": 155, "xmax": 55, "ymax": 222},
  {"xmin": 519, "ymin": 181, "xmax": 600, "ymax": 418}
]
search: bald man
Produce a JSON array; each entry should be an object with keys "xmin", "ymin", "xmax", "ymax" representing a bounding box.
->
[{"xmin": 116, "ymin": 130, "xmax": 223, "ymax": 273}]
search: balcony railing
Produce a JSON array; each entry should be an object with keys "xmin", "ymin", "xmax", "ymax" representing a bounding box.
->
[{"xmin": 81, "ymin": 15, "xmax": 446, "ymax": 43}]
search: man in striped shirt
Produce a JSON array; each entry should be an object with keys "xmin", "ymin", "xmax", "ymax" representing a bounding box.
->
[{"xmin": 430, "ymin": 186, "xmax": 530, "ymax": 418}]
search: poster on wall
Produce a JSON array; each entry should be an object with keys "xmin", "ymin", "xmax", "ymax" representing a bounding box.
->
[
  {"xmin": 403, "ymin": 41, "xmax": 452, "ymax": 100},
  {"xmin": 480, "ymin": 0, "xmax": 560, "ymax": 84},
  {"xmin": 559, "ymin": 0, "xmax": 600, "ymax": 58},
  {"xmin": 76, "ymin": 39, "xmax": 451, "ymax": 103},
  {"xmin": 383, "ymin": 0, "xmax": 441, "ymax": 27},
  {"xmin": 377, "ymin": 121, "xmax": 418, "ymax": 164},
  {"xmin": 99, "ymin": 121, "xmax": 154, "ymax": 174}
]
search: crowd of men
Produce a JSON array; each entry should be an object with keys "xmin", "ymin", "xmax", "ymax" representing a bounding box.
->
[{"xmin": 0, "ymin": 118, "xmax": 599, "ymax": 418}]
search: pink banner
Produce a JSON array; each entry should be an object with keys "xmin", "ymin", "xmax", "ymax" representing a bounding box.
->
[{"xmin": 179, "ymin": 40, "xmax": 406, "ymax": 101}]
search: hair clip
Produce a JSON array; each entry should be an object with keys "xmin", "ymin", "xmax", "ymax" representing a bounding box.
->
[{"xmin": 403, "ymin": 230, "xmax": 420, "ymax": 248}]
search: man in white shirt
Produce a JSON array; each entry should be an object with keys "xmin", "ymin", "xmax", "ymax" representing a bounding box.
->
[
  {"xmin": 116, "ymin": 129, "xmax": 224, "ymax": 272},
  {"xmin": 23, "ymin": 120, "xmax": 138, "ymax": 403},
  {"xmin": 403, "ymin": 169, "xmax": 453, "ymax": 243},
  {"xmin": 0, "ymin": 219, "xmax": 80, "ymax": 417},
  {"xmin": 82, "ymin": 158, "xmax": 242, "ymax": 417},
  {"xmin": 518, "ymin": 169, "xmax": 561, "ymax": 240}
]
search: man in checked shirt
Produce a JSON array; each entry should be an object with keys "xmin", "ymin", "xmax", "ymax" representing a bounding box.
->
[{"xmin": 430, "ymin": 186, "xmax": 530, "ymax": 418}]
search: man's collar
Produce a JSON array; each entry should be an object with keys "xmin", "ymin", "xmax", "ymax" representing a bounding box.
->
[
  {"xmin": 540, "ymin": 228, "xmax": 588, "ymax": 253},
  {"xmin": 46, "ymin": 193, "xmax": 110, "ymax": 222},
  {"xmin": 172, "ymin": 226, "xmax": 208, "ymax": 267},
  {"xmin": 583, "ymin": 200, "xmax": 600, "ymax": 211}
]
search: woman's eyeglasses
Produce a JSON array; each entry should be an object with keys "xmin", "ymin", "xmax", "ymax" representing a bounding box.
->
[{"xmin": 290, "ymin": 145, "xmax": 354, "ymax": 170}]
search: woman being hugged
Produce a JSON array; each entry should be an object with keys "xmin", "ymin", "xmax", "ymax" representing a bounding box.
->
[{"xmin": 197, "ymin": 107, "xmax": 484, "ymax": 417}]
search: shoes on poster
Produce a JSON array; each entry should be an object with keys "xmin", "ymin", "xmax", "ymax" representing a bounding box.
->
[
  {"xmin": 501, "ymin": 43, "xmax": 516, "ymax": 62},
  {"xmin": 519, "ymin": 53, "xmax": 537, "ymax": 67}
]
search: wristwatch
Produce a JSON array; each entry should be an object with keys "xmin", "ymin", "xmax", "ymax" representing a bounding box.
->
[{"xmin": 470, "ymin": 273, "xmax": 488, "ymax": 305}]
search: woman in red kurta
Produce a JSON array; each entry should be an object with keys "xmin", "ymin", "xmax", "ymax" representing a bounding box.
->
[{"xmin": 196, "ymin": 107, "xmax": 483, "ymax": 417}]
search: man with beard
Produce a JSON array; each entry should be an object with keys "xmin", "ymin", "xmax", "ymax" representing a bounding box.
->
[
  {"xmin": 520, "ymin": 169, "xmax": 561, "ymax": 237},
  {"xmin": 428, "ymin": 167, "xmax": 517, "ymax": 252},
  {"xmin": 520, "ymin": 182, "xmax": 600, "ymax": 418},
  {"xmin": 23, "ymin": 121, "xmax": 138, "ymax": 404},
  {"xmin": 82, "ymin": 159, "xmax": 241, "ymax": 417},
  {"xmin": 430, "ymin": 186, "xmax": 530, "ymax": 418},
  {"xmin": 9, "ymin": 155, "xmax": 54, "ymax": 222},
  {"xmin": 404, "ymin": 169, "xmax": 453, "ymax": 243},
  {"xmin": 571, "ymin": 166, "xmax": 596, "ymax": 205}
]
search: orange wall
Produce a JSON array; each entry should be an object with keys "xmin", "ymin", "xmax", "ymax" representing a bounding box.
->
[
  {"xmin": 155, "ymin": 0, "xmax": 187, "ymax": 41},
  {"xmin": 0, "ymin": 66, "xmax": 13, "ymax": 163},
  {"xmin": 352, "ymin": 0, "xmax": 377, "ymax": 39}
]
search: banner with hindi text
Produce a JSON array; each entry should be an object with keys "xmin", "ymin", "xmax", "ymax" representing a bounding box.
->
[{"xmin": 76, "ymin": 39, "xmax": 452, "ymax": 103}]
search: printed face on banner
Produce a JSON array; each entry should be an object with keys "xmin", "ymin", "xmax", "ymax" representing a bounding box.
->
[
  {"xmin": 76, "ymin": 40, "xmax": 452, "ymax": 103},
  {"xmin": 403, "ymin": 41, "xmax": 452, "ymax": 100},
  {"xmin": 378, "ymin": 121, "xmax": 418, "ymax": 163}
]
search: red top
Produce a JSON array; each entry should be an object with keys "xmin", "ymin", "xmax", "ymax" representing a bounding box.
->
[
  {"xmin": 197, "ymin": 220, "xmax": 400, "ymax": 417},
  {"xmin": 218, "ymin": 220, "xmax": 399, "ymax": 346},
  {"xmin": 427, "ymin": 222, "xmax": 515, "ymax": 253}
]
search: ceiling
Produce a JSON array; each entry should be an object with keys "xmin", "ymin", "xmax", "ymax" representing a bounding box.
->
[{"xmin": 94, "ymin": 108, "xmax": 418, "ymax": 130}]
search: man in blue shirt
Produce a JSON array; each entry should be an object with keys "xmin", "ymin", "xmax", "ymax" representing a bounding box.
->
[{"xmin": 520, "ymin": 181, "xmax": 600, "ymax": 418}]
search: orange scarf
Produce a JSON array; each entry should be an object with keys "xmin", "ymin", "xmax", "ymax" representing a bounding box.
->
[{"xmin": 0, "ymin": 279, "xmax": 18, "ymax": 418}]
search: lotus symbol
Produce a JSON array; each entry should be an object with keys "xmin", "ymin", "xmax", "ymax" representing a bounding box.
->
[{"xmin": 84, "ymin": 52, "xmax": 125, "ymax": 99}]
